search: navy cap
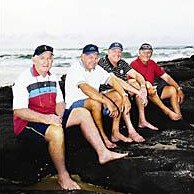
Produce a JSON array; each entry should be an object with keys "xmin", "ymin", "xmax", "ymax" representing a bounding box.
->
[
  {"xmin": 109, "ymin": 42, "xmax": 123, "ymax": 51},
  {"xmin": 82, "ymin": 44, "xmax": 99, "ymax": 55},
  {"xmin": 33, "ymin": 45, "xmax": 53, "ymax": 57},
  {"xmin": 139, "ymin": 43, "xmax": 153, "ymax": 51}
]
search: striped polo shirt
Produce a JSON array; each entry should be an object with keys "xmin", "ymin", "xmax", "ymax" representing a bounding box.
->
[
  {"xmin": 98, "ymin": 55, "xmax": 132, "ymax": 91},
  {"xmin": 12, "ymin": 65, "xmax": 63, "ymax": 135}
]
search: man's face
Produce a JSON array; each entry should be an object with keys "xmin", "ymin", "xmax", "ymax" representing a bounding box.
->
[
  {"xmin": 32, "ymin": 51, "xmax": 53, "ymax": 76},
  {"xmin": 108, "ymin": 48, "xmax": 122, "ymax": 65},
  {"xmin": 81, "ymin": 53, "xmax": 99, "ymax": 71},
  {"xmin": 139, "ymin": 50, "xmax": 152, "ymax": 63}
]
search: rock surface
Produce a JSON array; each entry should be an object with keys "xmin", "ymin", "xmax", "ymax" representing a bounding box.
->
[{"xmin": 0, "ymin": 56, "xmax": 194, "ymax": 194}]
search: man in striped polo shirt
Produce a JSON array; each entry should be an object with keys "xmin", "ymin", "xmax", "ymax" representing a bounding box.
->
[
  {"xmin": 99, "ymin": 42, "xmax": 158, "ymax": 143},
  {"xmin": 12, "ymin": 45, "xmax": 128, "ymax": 190}
]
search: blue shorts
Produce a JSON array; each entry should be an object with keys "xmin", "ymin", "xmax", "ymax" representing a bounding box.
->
[
  {"xmin": 69, "ymin": 100, "xmax": 85, "ymax": 109},
  {"xmin": 68, "ymin": 99, "xmax": 110, "ymax": 116}
]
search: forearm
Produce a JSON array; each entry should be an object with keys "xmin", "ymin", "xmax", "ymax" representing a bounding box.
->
[
  {"xmin": 128, "ymin": 69, "xmax": 146, "ymax": 86},
  {"xmin": 79, "ymin": 83, "xmax": 105, "ymax": 104},
  {"xmin": 115, "ymin": 77, "xmax": 140, "ymax": 95},
  {"xmin": 161, "ymin": 73, "xmax": 180, "ymax": 90},
  {"xmin": 55, "ymin": 102, "xmax": 65, "ymax": 117},
  {"xmin": 109, "ymin": 76, "xmax": 127, "ymax": 97},
  {"xmin": 14, "ymin": 108, "xmax": 49, "ymax": 123}
]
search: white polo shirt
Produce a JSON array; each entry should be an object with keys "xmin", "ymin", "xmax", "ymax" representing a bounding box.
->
[{"xmin": 65, "ymin": 59, "xmax": 113, "ymax": 108}]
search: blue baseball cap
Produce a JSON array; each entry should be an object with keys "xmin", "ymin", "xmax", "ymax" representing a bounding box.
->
[
  {"xmin": 82, "ymin": 44, "xmax": 99, "ymax": 55},
  {"xmin": 109, "ymin": 42, "xmax": 123, "ymax": 51},
  {"xmin": 139, "ymin": 43, "xmax": 153, "ymax": 51}
]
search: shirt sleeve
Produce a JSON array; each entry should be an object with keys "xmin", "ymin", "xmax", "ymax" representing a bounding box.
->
[
  {"xmin": 12, "ymin": 76, "xmax": 29, "ymax": 110},
  {"xmin": 97, "ymin": 65, "xmax": 112, "ymax": 85},
  {"xmin": 56, "ymin": 79, "xmax": 64, "ymax": 103}
]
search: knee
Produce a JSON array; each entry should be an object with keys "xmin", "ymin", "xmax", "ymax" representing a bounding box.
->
[
  {"xmin": 147, "ymin": 87, "xmax": 157, "ymax": 98},
  {"xmin": 47, "ymin": 125, "xmax": 64, "ymax": 142},
  {"xmin": 168, "ymin": 86, "xmax": 177, "ymax": 96},
  {"xmin": 112, "ymin": 92, "xmax": 123, "ymax": 107},
  {"xmin": 89, "ymin": 99, "xmax": 102, "ymax": 111}
]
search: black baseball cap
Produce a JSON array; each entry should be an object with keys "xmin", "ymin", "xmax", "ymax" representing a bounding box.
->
[
  {"xmin": 109, "ymin": 42, "xmax": 123, "ymax": 51},
  {"xmin": 33, "ymin": 45, "xmax": 53, "ymax": 57},
  {"xmin": 82, "ymin": 44, "xmax": 99, "ymax": 55},
  {"xmin": 139, "ymin": 43, "xmax": 153, "ymax": 51}
]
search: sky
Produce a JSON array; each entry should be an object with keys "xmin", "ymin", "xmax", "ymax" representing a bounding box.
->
[{"xmin": 1, "ymin": 0, "xmax": 194, "ymax": 48}]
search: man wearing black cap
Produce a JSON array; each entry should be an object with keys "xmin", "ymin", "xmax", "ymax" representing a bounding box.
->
[
  {"xmin": 130, "ymin": 43, "xmax": 184, "ymax": 120},
  {"xmin": 65, "ymin": 44, "xmax": 133, "ymax": 148},
  {"xmin": 12, "ymin": 45, "xmax": 128, "ymax": 190},
  {"xmin": 99, "ymin": 42, "xmax": 158, "ymax": 143}
]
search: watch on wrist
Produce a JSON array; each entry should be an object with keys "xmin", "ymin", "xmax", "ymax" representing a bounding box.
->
[{"xmin": 177, "ymin": 86, "xmax": 183, "ymax": 91}]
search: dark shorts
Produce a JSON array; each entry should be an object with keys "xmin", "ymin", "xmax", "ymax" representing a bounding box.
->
[
  {"xmin": 18, "ymin": 109, "xmax": 73, "ymax": 143},
  {"xmin": 18, "ymin": 122, "xmax": 49, "ymax": 143},
  {"xmin": 155, "ymin": 80, "xmax": 168, "ymax": 97}
]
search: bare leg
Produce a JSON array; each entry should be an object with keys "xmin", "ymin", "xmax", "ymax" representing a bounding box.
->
[
  {"xmin": 84, "ymin": 99, "xmax": 117, "ymax": 148},
  {"xmin": 66, "ymin": 108, "xmax": 128, "ymax": 164},
  {"xmin": 127, "ymin": 80, "xmax": 158, "ymax": 129},
  {"xmin": 148, "ymin": 85, "xmax": 181, "ymax": 120},
  {"xmin": 45, "ymin": 125, "xmax": 80, "ymax": 190},
  {"xmin": 104, "ymin": 91, "xmax": 133, "ymax": 143},
  {"xmin": 123, "ymin": 112, "xmax": 145, "ymax": 142},
  {"xmin": 136, "ymin": 96, "xmax": 158, "ymax": 130},
  {"xmin": 161, "ymin": 86, "xmax": 182, "ymax": 116}
]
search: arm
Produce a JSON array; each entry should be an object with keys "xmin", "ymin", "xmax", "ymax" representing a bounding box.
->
[
  {"xmin": 55, "ymin": 102, "xmax": 66, "ymax": 118},
  {"xmin": 78, "ymin": 83, "xmax": 119, "ymax": 117},
  {"xmin": 127, "ymin": 69, "xmax": 146, "ymax": 86},
  {"xmin": 127, "ymin": 69, "xmax": 148, "ymax": 104},
  {"xmin": 160, "ymin": 73, "xmax": 184, "ymax": 103},
  {"xmin": 108, "ymin": 76, "xmax": 131, "ymax": 114},
  {"xmin": 14, "ymin": 108, "xmax": 62, "ymax": 126},
  {"xmin": 114, "ymin": 77, "xmax": 140, "ymax": 95}
]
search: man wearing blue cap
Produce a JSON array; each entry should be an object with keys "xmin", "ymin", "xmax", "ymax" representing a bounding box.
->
[
  {"xmin": 99, "ymin": 42, "xmax": 159, "ymax": 143},
  {"xmin": 65, "ymin": 44, "xmax": 133, "ymax": 148},
  {"xmin": 12, "ymin": 45, "xmax": 128, "ymax": 190},
  {"xmin": 130, "ymin": 43, "xmax": 184, "ymax": 120}
]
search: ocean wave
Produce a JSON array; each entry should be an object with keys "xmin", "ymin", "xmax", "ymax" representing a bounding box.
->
[
  {"xmin": 53, "ymin": 63, "xmax": 71, "ymax": 67},
  {"xmin": 154, "ymin": 46, "xmax": 194, "ymax": 50},
  {"xmin": 0, "ymin": 54, "xmax": 32, "ymax": 59}
]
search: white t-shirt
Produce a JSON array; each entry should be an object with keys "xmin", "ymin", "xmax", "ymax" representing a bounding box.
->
[{"xmin": 65, "ymin": 59, "xmax": 113, "ymax": 108}]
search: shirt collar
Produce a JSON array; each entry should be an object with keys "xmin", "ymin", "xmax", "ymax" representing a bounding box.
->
[
  {"xmin": 31, "ymin": 64, "xmax": 51, "ymax": 77},
  {"xmin": 106, "ymin": 55, "xmax": 120, "ymax": 67}
]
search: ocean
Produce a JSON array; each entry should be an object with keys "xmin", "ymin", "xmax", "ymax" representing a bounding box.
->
[{"xmin": 0, "ymin": 45, "xmax": 193, "ymax": 87}]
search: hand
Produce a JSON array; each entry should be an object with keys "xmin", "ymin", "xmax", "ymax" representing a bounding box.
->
[
  {"xmin": 138, "ymin": 86, "xmax": 148, "ymax": 106},
  {"xmin": 122, "ymin": 96, "xmax": 131, "ymax": 114},
  {"xmin": 45, "ymin": 114, "xmax": 62, "ymax": 126},
  {"xmin": 105, "ymin": 100, "xmax": 119, "ymax": 118},
  {"xmin": 177, "ymin": 90, "xmax": 184, "ymax": 104}
]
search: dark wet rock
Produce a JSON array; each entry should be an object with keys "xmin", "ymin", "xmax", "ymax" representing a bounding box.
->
[{"xmin": 1, "ymin": 55, "xmax": 194, "ymax": 194}]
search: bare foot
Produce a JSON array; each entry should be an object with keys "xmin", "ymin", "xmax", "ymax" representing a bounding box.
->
[
  {"xmin": 167, "ymin": 110, "xmax": 182, "ymax": 120},
  {"xmin": 104, "ymin": 139, "xmax": 117, "ymax": 149},
  {"xmin": 139, "ymin": 121, "xmax": 158, "ymax": 130},
  {"xmin": 99, "ymin": 150, "xmax": 128, "ymax": 164},
  {"xmin": 111, "ymin": 133, "xmax": 133, "ymax": 143},
  {"xmin": 58, "ymin": 172, "xmax": 80, "ymax": 190},
  {"xmin": 128, "ymin": 131, "xmax": 145, "ymax": 142}
]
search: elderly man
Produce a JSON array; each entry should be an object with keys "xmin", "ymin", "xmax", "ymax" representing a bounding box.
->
[
  {"xmin": 130, "ymin": 43, "xmax": 184, "ymax": 120},
  {"xmin": 65, "ymin": 44, "xmax": 132, "ymax": 148},
  {"xmin": 12, "ymin": 45, "xmax": 127, "ymax": 190},
  {"xmin": 98, "ymin": 42, "xmax": 158, "ymax": 143}
]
